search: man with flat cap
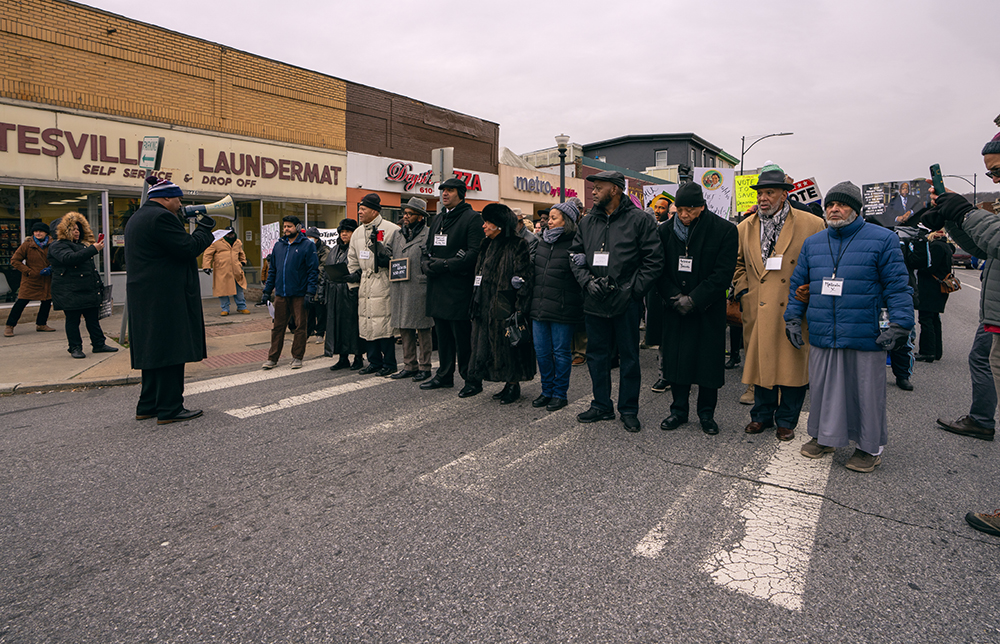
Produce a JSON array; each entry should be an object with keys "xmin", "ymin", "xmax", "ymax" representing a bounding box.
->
[
  {"xmin": 421, "ymin": 177, "xmax": 486, "ymax": 397},
  {"xmin": 569, "ymin": 170, "xmax": 664, "ymax": 432},
  {"xmin": 733, "ymin": 165, "xmax": 825, "ymax": 442}
]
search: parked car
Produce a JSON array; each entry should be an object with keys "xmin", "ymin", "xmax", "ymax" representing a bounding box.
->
[{"xmin": 952, "ymin": 246, "xmax": 972, "ymax": 268}]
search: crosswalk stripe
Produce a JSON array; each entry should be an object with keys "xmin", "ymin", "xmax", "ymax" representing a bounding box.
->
[
  {"xmin": 185, "ymin": 358, "xmax": 334, "ymax": 396},
  {"xmin": 224, "ymin": 377, "xmax": 387, "ymax": 418}
]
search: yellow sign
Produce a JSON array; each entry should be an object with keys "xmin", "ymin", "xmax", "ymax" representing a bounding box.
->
[{"xmin": 734, "ymin": 174, "xmax": 760, "ymax": 214}]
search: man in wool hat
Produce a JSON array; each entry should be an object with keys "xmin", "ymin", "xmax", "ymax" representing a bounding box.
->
[
  {"xmin": 920, "ymin": 131, "xmax": 1000, "ymax": 536},
  {"xmin": 733, "ymin": 165, "xmax": 826, "ymax": 442},
  {"xmin": 421, "ymin": 177, "xmax": 486, "ymax": 398},
  {"xmin": 786, "ymin": 181, "xmax": 912, "ymax": 472},
  {"xmin": 125, "ymin": 176, "xmax": 216, "ymax": 424},
  {"xmin": 569, "ymin": 170, "xmax": 664, "ymax": 432},
  {"xmin": 388, "ymin": 197, "xmax": 435, "ymax": 382}
]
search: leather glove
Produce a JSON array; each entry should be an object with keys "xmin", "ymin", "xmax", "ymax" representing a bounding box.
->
[
  {"xmin": 671, "ymin": 294, "xmax": 695, "ymax": 316},
  {"xmin": 511, "ymin": 276, "xmax": 525, "ymax": 290},
  {"xmin": 202, "ymin": 268, "xmax": 212, "ymax": 275},
  {"xmin": 876, "ymin": 322, "xmax": 909, "ymax": 351},
  {"xmin": 369, "ymin": 226, "xmax": 380, "ymax": 244},
  {"xmin": 425, "ymin": 258, "xmax": 447, "ymax": 275},
  {"xmin": 40, "ymin": 266, "xmax": 52, "ymax": 276},
  {"xmin": 572, "ymin": 253, "xmax": 586, "ymax": 267},
  {"xmin": 785, "ymin": 318, "xmax": 804, "ymax": 349},
  {"xmin": 585, "ymin": 278, "xmax": 605, "ymax": 299},
  {"xmin": 345, "ymin": 270, "xmax": 362, "ymax": 284},
  {"xmin": 260, "ymin": 291, "xmax": 271, "ymax": 305},
  {"xmin": 196, "ymin": 214, "xmax": 216, "ymax": 229},
  {"xmin": 794, "ymin": 283, "xmax": 810, "ymax": 303}
]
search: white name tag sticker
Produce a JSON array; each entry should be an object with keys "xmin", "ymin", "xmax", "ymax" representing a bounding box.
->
[
  {"xmin": 359, "ymin": 250, "xmax": 372, "ymax": 260},
  {"xmin": 474, "ymin": 275, "xmax": 482, "ymax": 287},
  {"xmin": 434, "ymin": 234, "xmax": 448, "ymax": 246},
  {"xmin": 678, "ymin": 257, "xmax": 693, "ymax": 273},
  {"xmin": 593, "ymin": 252, "xmax": 610, "ymax": 267},
  {"xmin": 765, "ymin": 255, "xmax": 783, "ymax": 271},
  {"xmin": 821, "ymin": 278, "xmax": 844, "ymax": 297}
]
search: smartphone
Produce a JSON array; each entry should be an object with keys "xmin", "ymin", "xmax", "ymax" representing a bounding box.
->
[
  {"xmin": 930, "ymin": 164, "xmax": 947, "ymax": 197},
  {"xmin": 97, "ymin": 233, "xmax": 105, "ymax": 243}
]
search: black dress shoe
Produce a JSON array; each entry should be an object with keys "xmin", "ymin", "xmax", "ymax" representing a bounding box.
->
[
  {"xmin": 499, "ymin": 383, "xmax": 521, "ymax": 404},
  {"xmin": 420, "ymin": 377, "xmax": 454, "ymax": 390},
  {"xmin": 376, "ymin": 366, "xmax": 396, "ymax": 377},
  {"xmin": 92, "ymin": 344, "xmax": 118, "ymax": 353},
  {"xmin": 701, "ymin": 418, "xmax": 720, "ymax": 435},
  {"xmin": 358, "ymin": 364, "xmax": 380, "ymax": 375},
  {"xmin": 390, "ymin": 369, "xmax": 419, "ymax": 380},
  {"xmin": 350, "ymin": 359, "xmax": 364, "ymax": 371},
  {"xmin": 69, "ymin": 347, "xmax": 85, "ymax": 359},
  {"xmin": 621, "ymin": 414, "xmax": 641, "ymax": 432},
  {"xmin": 895, "ymin": 377, "xmax": 914, "ymax": 391},
  {"xmin": 329, "ymin": 359, "xmax": 350, "ymax": 371},
  {"xmin": 914, "ymin": 354, "xmax": 935, "ymax": 362},
  {"xmin": 532, "ymin": 394, "xmax": 552, "ymax": 408},
  {"xmin": 660, "ymin": 414, "xmax": 687, "ymax": 431},
  {"xmin": 546, "ymin": 398, "xmax": 568, "ymax": 412},
  {"xmin": 724, "ymin": 356, "xmax": 740, "ymax": 369},
  {"xmin": 577, "ymin": 407, "xmax": 615, "ymax": 423},
  {"xmin": 493, "ymin": 383, "xmax": 514, "ymax": 400},
  {"xmin": 157, "ymin": 408, "xmax": 203, "ymax": 425},
  {"xmin": 412, "ymin": 370, "xmax": 432, "ymax": 382},
  {"xmin": 650, "ymin": 378, "xmax": 669, "ymax": 393},
  {"xmin": 458, "ymin": 383, "xmax": 483, "ymax": 398}
]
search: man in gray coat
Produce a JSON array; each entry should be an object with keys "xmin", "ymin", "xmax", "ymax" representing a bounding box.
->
[{"xmin": 388, "ymin": 197, "xmax": 435, "ymax": 382}]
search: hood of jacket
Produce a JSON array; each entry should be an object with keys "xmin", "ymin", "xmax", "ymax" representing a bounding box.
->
[{"xmin": 56, "ymin": 212, "xmax": 95, "ymax": 244}]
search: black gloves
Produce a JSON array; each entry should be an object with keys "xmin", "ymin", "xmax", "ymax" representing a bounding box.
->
[
  {"xmin": 196, "ymin": 215, "xmax": 216, "ymax": 230},
  {"xmin": 585, "ymin": 278, "xmax": 605, "ymax": 299},
  {"xmin": 345, "ymin": 270, "xmax": 362, "ymax": 284},
  {"xmin": 922, "ymin": 192, "xmax": 975, "ymax": 231},
  {"xmin": 305, "ymin": 293, "xmax": 314, "ymax": 306},
  {"xmin": 670, "ymin": 294, "xmax": 694, "ymax": 316},
  {"xmin": 786, "ymin": 318, "xmax": 804, "ymax": 349},
  {"xmin": 734, "ymin": 288, "xmax": 749, "ymax": 312},
  {"xmin": 877, "ymin": 322, "xmax": 909, "ymax": 351},
  {"xmin": 260, "ymin": 291, "xmax": 271, "ymax": 305}
]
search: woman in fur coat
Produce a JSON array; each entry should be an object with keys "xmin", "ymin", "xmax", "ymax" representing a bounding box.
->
[{"xmin": 468, "ymin": 203, "xmax": 536, "ymax": 404}]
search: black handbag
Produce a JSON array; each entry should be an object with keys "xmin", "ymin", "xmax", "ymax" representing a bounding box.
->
[{"xmin": 504, "ymin": 311, "xmax": 529, "ymax": 347}]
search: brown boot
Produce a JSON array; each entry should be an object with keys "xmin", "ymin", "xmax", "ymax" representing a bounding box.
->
[
  {"xmin": 36, "ymin": 324, "xmax": 56, "ymax": 332},
  {"xmin": 3, "ymin": 325, "xmax": 13, "ymax": 337}
]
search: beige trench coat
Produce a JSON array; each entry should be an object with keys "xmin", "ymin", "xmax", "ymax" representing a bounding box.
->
[
  {"xmin": 347, "ymin": 214, "xmax": 401, "ymax": 341},
  {"xmin": 202, "ymin": 237, "xmax": 248, "ymax": 297},
  {"xmin": 733, "ymin": 208, "xmax": 826, "ymax": 388}
]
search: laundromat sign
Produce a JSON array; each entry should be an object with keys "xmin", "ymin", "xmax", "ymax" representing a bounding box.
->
[{"xmin": 0, "ymin": 103, "xmax": 346, "ymax": 201}]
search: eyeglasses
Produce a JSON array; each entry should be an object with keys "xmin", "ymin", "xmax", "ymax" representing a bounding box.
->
[{"xmin": 986, "ymin": 167, "xmax": 1000, "ymax": 179}]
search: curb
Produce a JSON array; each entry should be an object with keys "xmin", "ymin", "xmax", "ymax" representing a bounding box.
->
[{"xmin": 1, "ymin": 375, "xmax": 143, "ymax": 395}]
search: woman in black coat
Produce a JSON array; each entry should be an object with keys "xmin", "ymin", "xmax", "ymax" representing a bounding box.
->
[
  {"xmin": 325, "ymin": 218, "xmax": 364, "ymax": 370},
  {"xmin": 529, "ymin": 201, "xmax": 583, "ymax": 412},
  {"xmin": 469, "ymin": 203, "xmax": 536, "ymax": 404},
  {"xmin": 915, "ymin": 230, "xmax": 954, "ymax": 362},
  {"xmin": 48, "ymin": 212, "xmax": 117, "ymax": 358}
]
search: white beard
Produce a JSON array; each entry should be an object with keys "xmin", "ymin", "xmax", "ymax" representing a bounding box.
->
[{"xmin": 827, "ymin": 211, "xmax": 858, "ymax": 229}]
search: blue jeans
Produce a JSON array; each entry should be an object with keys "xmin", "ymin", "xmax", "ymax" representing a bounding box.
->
[
  {"xmin": 533, "ymin": 320, "xmax": 574, "ymax": 399},
  {"xmin": 219, "ymin": 283, "xmax": 246, "ymax": 312},
  {"xmin": 584, "ymin": 300, "xmax": 642, "ymax": 416}
]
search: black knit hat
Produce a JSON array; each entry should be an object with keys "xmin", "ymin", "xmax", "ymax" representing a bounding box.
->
[
  {"xmin": 983, "ymin": 132, "xmax": 1000, "ymax": 156},
  {"xmin": 824, "ymin": 181, "xmax": 863, "ymax": 215},
  {"xmin": 674, "ymin": 182, "xmax": 706, "ymax": 208},
  {"xmin": 31, "ymin": 221, "xmax": 50, "ymax": 234},
  {"xmin": 359, "ymin": 193, "xmax": 382, "ymax": 212},
  {"xmin": 439, "ymin": 177, "xmax": 467, "ymax": 199}
]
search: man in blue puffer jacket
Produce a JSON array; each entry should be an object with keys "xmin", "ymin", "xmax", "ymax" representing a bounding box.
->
[{"xmin": 785, "ymin": 181, "xmax": 913, "ymax": 472}]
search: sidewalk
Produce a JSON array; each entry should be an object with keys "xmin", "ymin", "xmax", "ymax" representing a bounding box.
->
[{"xmin": 0, "ymin": 297, "xmax": 330, "ymax": 395}]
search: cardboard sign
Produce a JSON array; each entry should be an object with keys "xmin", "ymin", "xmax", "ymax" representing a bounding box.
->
[
  {"xmin": 389, "ymin": 257, "xmax": 409, "ymax": 281},
  {"xmin": 787, "ymin": 177, "xmax": 822, "ymax": 205}
]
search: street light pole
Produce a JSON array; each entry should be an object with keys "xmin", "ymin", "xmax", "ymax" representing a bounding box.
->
[
  {"xmin": 944, "ymin": 174, "xmax": 977, "ymax": 205},
  {"xmin": 555, "ymin": 134, "xmax": 570, "ymax": 203},
  {"xmin": 739, "ymin": 132, "xmax": 793, "ymax": 175}
]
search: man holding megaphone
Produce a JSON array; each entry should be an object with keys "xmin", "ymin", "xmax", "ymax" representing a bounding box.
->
[{"xmin": 125, "ymin": 176, "xmax": 216, "ymax": 425}]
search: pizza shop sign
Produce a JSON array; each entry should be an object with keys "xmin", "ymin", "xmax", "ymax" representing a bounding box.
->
[{"xmin": 385, "ymin": 160, "xmax": 483, "ymax": 194}]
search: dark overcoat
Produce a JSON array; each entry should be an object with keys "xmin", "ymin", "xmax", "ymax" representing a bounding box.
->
[
  {"xmin": 423, "ymin": 201, "xmax": 485, "ymax": 320},
  {"xmin": 124, "ymin": 201, "xmax": 214, "ymax": 369},
  {"xmin": 324, "ymin": 240, "xmax": 361, "ymax": 356},
  {"xmin": 916, "ymin": 238, "xmax": 954, "ymax": 314},
  {"xmin": 658, "ymin": 212, "xmax": 738, "ymax": 388},
  {"xmin": 469, "ymin": 235, "xmax": 536, "ymax": 383},
  {"xmin": 49, "ymin": 212, "xmax": 102, "ymax": 311}
]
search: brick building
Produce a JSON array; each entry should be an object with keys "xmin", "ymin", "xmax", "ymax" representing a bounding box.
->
[{"xmin": 0, "ymin": 0, "xmax": 498, "ymax": 296}]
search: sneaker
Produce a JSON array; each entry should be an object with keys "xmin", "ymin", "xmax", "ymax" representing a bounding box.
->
[
  {"xmin": 965, "ymin": 510, "xmax": 1000, "ymax": 537},
  {"xmin": 739, "ymin": 384, "xmax": 755, "ymax": 405},
  {"xmin": 577, "ymin": 407, "xmax": 615, "ymax": 423},
  {"xmin": 845, "ymin": 448, "xmax": 881, "ymax": 472},
  {"xmin": 650, "ymin": 378, "xmax": 669, "ymax": 393},
  {"xmin": 800, "ymin": 438, "xmax": 835, "ymax": 459},
  {"xmin": 290, "ymin": 358, "xmax": 303, "ymax": 369},
  {"xmin": 262, "ymin": 360, "xmax": 277, "ymax": 369}
]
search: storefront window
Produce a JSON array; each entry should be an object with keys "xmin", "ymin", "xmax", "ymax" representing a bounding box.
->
[
  {"xmin": 307, "ymin": 203, "xmax": 346, "ymax": 230},
  {"xmin": 107, "ymin": 194, "xmax": 142, "ymax": 271}
]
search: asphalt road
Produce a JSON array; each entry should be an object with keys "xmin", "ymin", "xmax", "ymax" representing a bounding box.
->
[{"xmin": 2, "ymin": 271, "xmax": 999, "ymax": 643}]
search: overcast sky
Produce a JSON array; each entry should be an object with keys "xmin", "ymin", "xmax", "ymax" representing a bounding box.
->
[{"xmin": 78, "ymin": 0, "xmax": 998, "ymax": 197}]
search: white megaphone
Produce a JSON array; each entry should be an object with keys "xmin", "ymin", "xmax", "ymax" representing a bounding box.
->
[{"xmin": 183, "ymin": 194, "xmax": 236, "ymax": 221}]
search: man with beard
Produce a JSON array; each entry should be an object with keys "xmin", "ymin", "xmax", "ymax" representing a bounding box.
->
[
  {"xmin": 570, "ymin": 170, "xmax": 664, "ymax": 432},
  {"xmin": 421, "ymin": 177, "xmax": 485, "ymax": 397},
  {"xmin": 388, "ymin": 197, "xmax": 435, "ymax": 382},
  {"xmin": 734, "ymin": 166, "xmax": 825, "ymax": 442},
  {"xmin": 261, "ymin": 215, "xmax": 318, "ymax": 369},
  {"xmin": 786, "ymin": 182, "xmax": 912, "ymax": 472}
]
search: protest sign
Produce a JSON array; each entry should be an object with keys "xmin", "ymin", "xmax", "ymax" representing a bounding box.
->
[
  {"xmin": 788, "ymin": 178, "xmax": 822, "ymax": 206},
  {"xmin": 695, "ymin": 167, "xmax": 735, "ymax": 219},
  {"xmin": 862, "ymin": 180, "xmax": 929, "ymax": 227},
  {"xmin": 260, "ymin": 222, "xmax": 280, "ymax": 258},
  {"xmin": 734, "ymin": 174, "xmax": 760, "ymax": 214}
]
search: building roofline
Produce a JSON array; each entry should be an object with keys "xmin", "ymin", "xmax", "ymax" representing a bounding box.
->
[{"xmin": 583, "ymin": 132, "xmax": 726, "ymax": 154}]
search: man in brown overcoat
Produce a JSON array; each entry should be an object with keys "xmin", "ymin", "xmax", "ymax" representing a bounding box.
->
[{"xmin": 202, "ymin": 227, "xmax": 248, "ymax": 316}]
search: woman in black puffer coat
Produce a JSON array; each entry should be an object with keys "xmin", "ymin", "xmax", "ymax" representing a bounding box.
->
[
  {"xmin": 529, "ymin": 200, "xmax": 583, "ymax": 412},
  {"xmin": 48, "ymin": 212, "xmax": 117, "ymax": 358},
  {"xmin": 468, "ymin": 203, "xmax": 536, "ymax": 404}
]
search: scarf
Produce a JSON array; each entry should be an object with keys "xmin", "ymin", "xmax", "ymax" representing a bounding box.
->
[
  {"xmin": 33, "ymin": 236, "xmax": 49, "ymax": 248},
  {"xmin": 760, "ymin": 200, "xmax": 790, "ymax": 261},
  {"xmin": 403, "ymin": 219, "xmax": 425, "ymax": 243},
  {"xmin": 542, "ymin": 227, "xmax": 563, "ymax": 244},
  {"xmin": 672, "ymin": 218, "xmax": 690, "ymax": 244}
]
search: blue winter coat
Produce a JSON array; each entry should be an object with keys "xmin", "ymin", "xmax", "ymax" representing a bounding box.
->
[
  {"xmin": 264, "ymin": 233, "xmax": 318, "ymax": 298},
  {"xmin": 785, "ymin": 215, "xmax": 913, "ymax": 351}
]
